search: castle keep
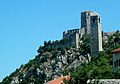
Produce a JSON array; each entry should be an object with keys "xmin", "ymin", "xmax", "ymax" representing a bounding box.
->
[{"xmin": 63, "ymin": 10, "xmax": 103, "ymax": 56}]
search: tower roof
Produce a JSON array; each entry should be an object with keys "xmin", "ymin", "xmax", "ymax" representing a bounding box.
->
[
  {"xmin": 111, "ymin": 48, "xmax": 120, "ymax": 54},
  {"xmin": 82, "ymin": 10, "xmax": 100, "ymax": 16}
]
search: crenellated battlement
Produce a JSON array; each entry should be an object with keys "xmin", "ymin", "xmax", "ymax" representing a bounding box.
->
[
  {"xmin": 63, "ymin": 29, "xmax": 81, "ymax": 48},
  {"xmin": 63, "ymin": 29, "xmax": 80, "ymax": 35}
]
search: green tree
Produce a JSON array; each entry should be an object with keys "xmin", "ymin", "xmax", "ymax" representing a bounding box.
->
[
  {"xmin": 37, "ymin": 46, "xmax": 44, "ymax": 53},
  {"xmin": 79, "ymin": 34, "xmax": 90, "ymax": 55}
]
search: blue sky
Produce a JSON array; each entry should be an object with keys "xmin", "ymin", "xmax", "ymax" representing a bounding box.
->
[{"xmin": 0, "ymin": 0, "xmax": 120, "ymax": 81}]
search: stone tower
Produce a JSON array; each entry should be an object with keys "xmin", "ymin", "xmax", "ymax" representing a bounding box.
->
[
  {"xmin": 90, "ymin": 14, "xmax": 103, "ymax": 56},
  {"xmin": 81, "ymin": 10, "xmax": 103, "ymax": 56},
  {"xmin": 81, "ymin": 10, "xmax": 99, "ymax": 34}
]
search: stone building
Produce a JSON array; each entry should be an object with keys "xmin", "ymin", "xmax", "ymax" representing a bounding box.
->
[
  {"xmin": 63, "ymin": 29, "xmax": 80, "ymax": 48},
  {"xmin": 103, "ymin": 32, "xmax": 115, "ymax": 43},
  {"xmin": 111, "ymin": 48, "xmax": 120, "ymax": 73},
  {"xmin": 63, "ymin": 10, "xmax": 103, "ymax": 56}
]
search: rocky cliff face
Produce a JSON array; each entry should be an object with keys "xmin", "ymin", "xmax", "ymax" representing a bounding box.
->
[{"xmin": 7, "ymin": 48, "xmax": 91, "ymax": 84}]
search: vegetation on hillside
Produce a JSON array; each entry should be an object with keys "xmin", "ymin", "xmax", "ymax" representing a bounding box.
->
[
  {"xmin": 79, "ymin": 34, "xmax": 90, "ymax": 55},
  {"xmin": 63, "ymin": 30, "xmax": 120, "ymax": 84},
  {"xmin": 0, "ymin": 30, "xmax": 120, "ymax": 84},
  {"xmin": 0, "ymin": 39, "xmax": 71, "ymax": 84}
]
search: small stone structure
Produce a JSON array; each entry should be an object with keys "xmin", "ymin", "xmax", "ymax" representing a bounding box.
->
[
  {"xmin": 87, "ymin": 79, "xmax": 120, "ymax": 84},
  {"xmin": 103, "ymin": 32, "xmax": 115, "ymax": 43},
  {"xmin": 63, "ymin": 10, "xmax": 103, "ymax": 56},
  {"xmin": 63, "ymin": 29, "xmax": 81, "ymax": 48}
]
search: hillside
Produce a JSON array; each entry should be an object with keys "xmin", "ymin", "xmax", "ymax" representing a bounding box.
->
[
  {"xmin": 0, "ymin": 30, "xmax": 120, "ymax": 84},
  {"xmin": 0, "ymin": 35, "xmax": 91, "ymax": 84},
  {"xmin": 64, "ymin": 30, "xmax": 120, "ymax": 84}
]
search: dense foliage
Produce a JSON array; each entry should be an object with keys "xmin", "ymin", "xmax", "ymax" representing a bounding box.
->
[
  {"xmin": 64, "ymin": 30, "xmax": 120, "ymax": 84},
  {"xmin": 64, "ymin": 52, "xmax": 114, "ymax": 84},
  {"xmin": 79, "ymin": 34, "xmax": 90, "ymax": 55}
]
